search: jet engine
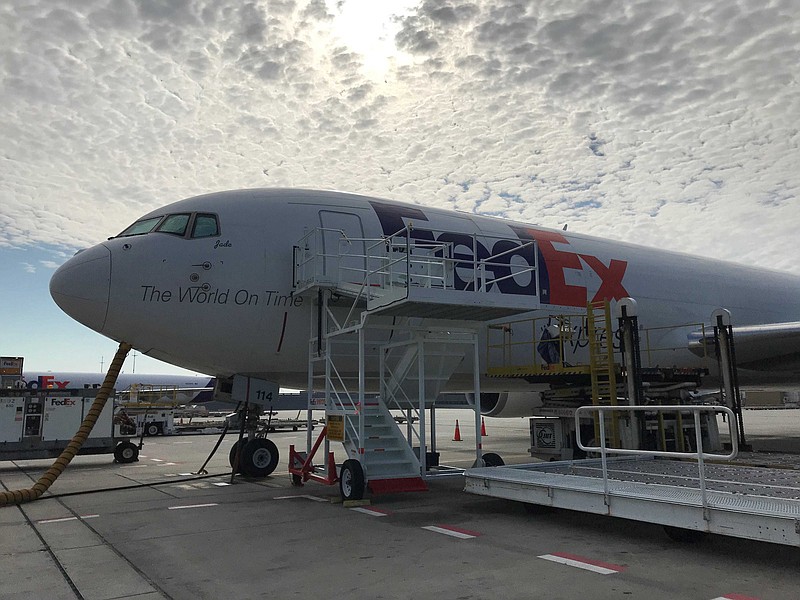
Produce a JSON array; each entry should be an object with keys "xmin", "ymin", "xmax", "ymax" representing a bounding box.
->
[{"xmin": 478, "ymin": 391, "xmax": 544, "ymax": 418}]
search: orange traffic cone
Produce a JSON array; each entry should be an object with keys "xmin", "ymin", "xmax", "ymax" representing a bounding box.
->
[
  {"xmin": 481, "ymin": 417, "xmax": 488, "ymax": 437},
  {"xmin": 452, "ymin": 419, "xmax": 462, "ymax": 442}
]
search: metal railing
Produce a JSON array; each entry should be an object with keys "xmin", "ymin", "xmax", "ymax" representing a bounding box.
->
[
  {"xmin": 486, "ymin": 317, "xmax": 714, "ymax": 377},
  {"xmin": 642, "ymin": 322, "xmax": 712, "ymax": 368},
  {"xmin": 294, "ymin": 225, "xmax": 538, "ymax": 306},
  {"xmin": 486, "ymin": 313, "xmax": 594, "ymax": 376},
  {"xmin": 575, "ymin": 404, "xmax": 738, "ymax": 511}
]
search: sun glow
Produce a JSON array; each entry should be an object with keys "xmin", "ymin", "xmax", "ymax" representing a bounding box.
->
[{"xmin": 325, "ymin": 0, "xmax": 417, "ymax": 79}]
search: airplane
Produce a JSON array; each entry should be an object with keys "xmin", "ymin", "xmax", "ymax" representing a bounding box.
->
[
  {"xmin": 21, "ymin": 371, "xmax": 214, "ymax": 394},
  {"xmin": 48, "ymin": 188, "xmax": 800, "ymax": 479}
]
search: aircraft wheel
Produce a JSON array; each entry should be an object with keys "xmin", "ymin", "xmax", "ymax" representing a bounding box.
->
[
  {"xmin": 663, "ymin": 526, "xmax": 706, "ymax": 543},
  {"xmin": 339, "ymin": 459, "xmax": 365, "ymax": 501},
  {"xmin": 114, "ymin": 441, "xmax": 139, "ymax": 464},
  {"xmin": 146, "ymin": 423, "xmax": 160, "ymax": 436},
  {"xmin": 472, "ymin": 452, "xmax": 506, "ymax": 469},
  {"xmin": 240, "ymin": 438, "xmax": 279, "ymax": 478},
  {"xmin": 229, "ymin": 439, "xmax": 247, "ymax": 473}
]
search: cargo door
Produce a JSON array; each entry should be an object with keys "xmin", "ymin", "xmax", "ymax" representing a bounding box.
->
[
  {"xmin": 0, "ymin": 396, "xmax": 24, "ymax": 443},
  {"xmin": 42, "ymin": 395, "xmax": 83, "ymax": 441},
  {"xmin": 84, "ymin": 397, "xmax": 114, "ymax": 438}
]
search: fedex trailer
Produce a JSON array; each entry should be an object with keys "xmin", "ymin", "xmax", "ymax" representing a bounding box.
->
[{"xmin": 0, "ymin": 389, "xmax": 138, "ymax": 463}]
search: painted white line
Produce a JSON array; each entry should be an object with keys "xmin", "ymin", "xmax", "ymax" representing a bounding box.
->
[
  {"xmin": 38, "ymin": 517, "xmax": 78, "ymax": 524},
  {"xmin": 350, "ymin": 507, "xmax": 390, "ymax": 517},
  {"xmin": 212, "ymin": 482, "xmax": 231, "ymax": 487},
  {"xmin": 163, "ymin": 462, "xmax": 177, "ymax": 466},
  {"xmin": 168, "ymin": 503, "xmax": 218, "ymax": 510},
  {"xmin": 178, "ymin": 472, "xmax": 194, "ymax": 476},
  {"xmin": 422, "ymin": 525, "xmax": 479, "ymax": 539},
  {"xmin": 174, "ymin": 441, "xmax": 193, "ymax": 444},
  {"xmin": 710, "ymin": 595, "xmax": 761, "ymax": 600},
  {"xmin": 150, "ymin": 458, "xmax": 164, "ymax": 462},
  {"xmin": 538, "ymin": 553, "xmax": 623, "ymax": 575},
  {"xmin": 274, "ymin": 494, "xmax": 329, "ymax": 502},
  {"xmin": 38, "ymin": 514, "xmax": 100, "ymax": 524}
]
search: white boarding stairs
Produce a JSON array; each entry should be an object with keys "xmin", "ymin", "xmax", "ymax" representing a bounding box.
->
[
  {"xmin": 342, "ymin": 400, "xmax": 427, "ymax": 494},
  {"xmin": 295, "ymin": 224, "xmax": 539, "ymax": 495},
  {"xmin": 340, "ymin": 338, "xmax": 465, "ymax": 494}
]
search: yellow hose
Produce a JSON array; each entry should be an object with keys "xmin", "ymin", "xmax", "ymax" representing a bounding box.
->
[{"xmin": 0, "ymin": 342, "xmax": 132, "ymax": 506}]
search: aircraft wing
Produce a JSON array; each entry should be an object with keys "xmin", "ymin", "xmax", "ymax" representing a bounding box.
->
[{"xmin": 688, "ymin": 321, "xmax": 800, "ymax": 371}]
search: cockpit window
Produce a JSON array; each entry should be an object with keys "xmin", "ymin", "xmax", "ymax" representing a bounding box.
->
[
  {"xmin": 192, "ymin": 214, "xmax": 219, "ymax": 238},
  {"xmin": 117, "ymin": 216, "xmax": 163, "ymax": 237},
  {"xmin": 157, "ymin": 214, "xmax": 191, "ymax": 236}
]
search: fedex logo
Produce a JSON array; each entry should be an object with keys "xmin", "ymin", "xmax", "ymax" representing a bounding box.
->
[
  {"xmin": 370, "ymin": 201, "xmax": 629, "ymax": 307},
  {"xmin": 50, "ymin": 399, "xmax": 77, "ymax": 406},
  {"xmin": 26, "ymin": 375, "xmax": 70, "ymax": 389}
]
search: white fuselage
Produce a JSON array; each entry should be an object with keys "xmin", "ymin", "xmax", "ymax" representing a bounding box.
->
[{"xmin": 50, "ymin": 189, "xmax": 800, "ymax": 390}]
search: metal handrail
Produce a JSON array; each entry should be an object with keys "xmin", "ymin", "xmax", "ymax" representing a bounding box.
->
[
  {"xmin": 575, "ymin": 404, "xmax": 738, "ymax": 510},
  {"xmin": 294, "ymin": 226, "xmax": 538, "ymax": 303}
]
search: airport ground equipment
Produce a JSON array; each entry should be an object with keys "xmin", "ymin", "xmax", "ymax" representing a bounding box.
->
[
  {"xmin": 486, "ymin": 300, "xmax": 725, "ymax": 461},
  {"xmin": 117, "ymin": 383, "xmax": 184, "ymax": 436},
  {"xmin": 0, "ymin": 386, "xmax": 138, "ymax": 463},
  {"xmin": 0, "ymin": 342, "xmax": 132, "ymax": 506},
  {"xmin": 466, "ymin": 404, "xmax": 800, "ymax": 547},
  {"xmin": 292, "ymin": 223, "xmax": 539, "ymax": 499}
]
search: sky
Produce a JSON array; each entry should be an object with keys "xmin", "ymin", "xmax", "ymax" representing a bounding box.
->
[{"xmin": 1, "ymin": 0, "xmax": 799, "ymax": 375}]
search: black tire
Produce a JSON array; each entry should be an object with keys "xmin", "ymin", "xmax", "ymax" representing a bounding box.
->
[
  {"xmin": 114, "ymin": 441, "xmax": 139, "ymax": 464},
  {"xmin": 146, "ymin": 423, "xmax": 160, "ymax": 436},
  {"xmin": 663, "ymin": 526, "xmax": 706, "ymax": 543},
  {"xmin": 482, "ymin": 452, "xmax": 504, "ymax": 467},
  {"xmin": 229, "ymin": 439, "xmax": 247, "ymax": 473},
  {"xmin": 240, "ymin": 438, "xmax": 279, "ymax": 477},
  {"xmin": 339, "ymin": 459, "xmax": 365, "ymax": 501}
]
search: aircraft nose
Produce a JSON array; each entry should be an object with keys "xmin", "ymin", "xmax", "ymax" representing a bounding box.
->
[{"xmin": 49, "ymin": 243, "xmax": 111, "ymax": 333}]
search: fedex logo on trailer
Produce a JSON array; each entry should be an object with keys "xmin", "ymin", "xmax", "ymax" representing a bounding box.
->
[
  {"xmin": 369, "ymin": 201, "xmax": 629, "ymax": 307},
  {"xmin": 49, "ymin": 399, "xmax": 77, "ymax": 406}
]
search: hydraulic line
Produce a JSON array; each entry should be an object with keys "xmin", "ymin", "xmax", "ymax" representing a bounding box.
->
[{"xmin": 0, "ymin": 342, "xmax": 132, "ymax": 506}]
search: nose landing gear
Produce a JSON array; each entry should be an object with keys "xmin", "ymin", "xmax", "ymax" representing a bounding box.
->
[{"xmin": 227, "ymin": 404, "xmax": 280, "ymax": 478}]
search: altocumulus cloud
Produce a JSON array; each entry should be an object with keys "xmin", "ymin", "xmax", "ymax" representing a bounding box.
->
[{"xmin": 1, "ymin": 0, "xmax": 798, "ymax": 274}]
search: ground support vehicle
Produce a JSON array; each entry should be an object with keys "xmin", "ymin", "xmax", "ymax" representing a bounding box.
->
[
  {"xmin": 465, "ymin": 405, "xmax": 800, "ymax": 546},
  {"xmin": 0, "ymin": 388, "xmax": 138, "ymax": 463}
]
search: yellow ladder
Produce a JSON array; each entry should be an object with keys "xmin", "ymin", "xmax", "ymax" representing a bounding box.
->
[{"xmin": 587, "ymin": 301, "xmax": 619, "ymax": 447}]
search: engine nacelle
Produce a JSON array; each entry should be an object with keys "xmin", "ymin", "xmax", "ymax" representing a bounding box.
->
[{"xmin": 478, "ymin": 391, "xmax": 544, "ymax": 418}]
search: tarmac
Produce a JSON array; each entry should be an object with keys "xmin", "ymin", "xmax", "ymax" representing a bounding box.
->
[{"xmin": 2, "ymin": 409, "xmax": 800, "ymax": 600}]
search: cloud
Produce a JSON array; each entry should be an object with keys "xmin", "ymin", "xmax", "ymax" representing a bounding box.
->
[{"xmin": 0, "ymin": 0, "xmax": 798, "ymax": 276}]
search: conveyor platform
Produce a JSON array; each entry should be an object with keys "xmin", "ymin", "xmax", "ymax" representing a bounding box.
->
[{"xmin": 465, "ymin": 455, "xmax": 800, "ymax": 546}]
